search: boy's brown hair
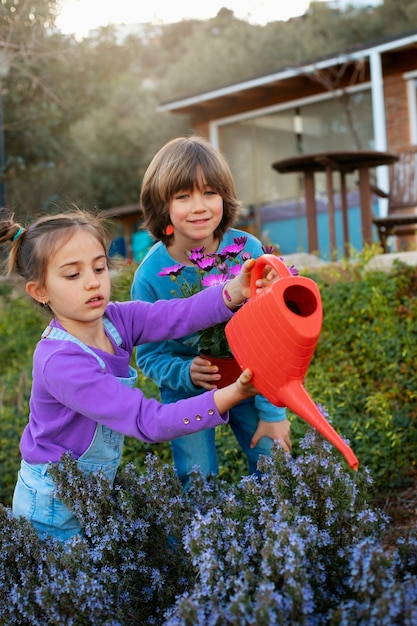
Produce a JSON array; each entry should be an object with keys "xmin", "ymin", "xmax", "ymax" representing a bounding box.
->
[{"xmin": 141, "ymin": 135, "xmax": 242, "ymax": 246}]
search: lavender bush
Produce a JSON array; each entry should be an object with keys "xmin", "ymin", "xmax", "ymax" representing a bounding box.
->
[{"xmin": 1, "ymin": 429, "xmax": 416, "ymax": 625}]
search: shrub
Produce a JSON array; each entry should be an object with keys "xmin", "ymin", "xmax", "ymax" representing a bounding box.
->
[
  {"xmin": 0, "ymin": 287, "xmax": 47, "ymax": 505},
  {"xmin": 0, "ymin": 454, "xmax": 195, "ymax": 625},
  {"xmin": 0, "ymin": 430, "xmax": 416, "ymax": 624},
  {"xmin": 305, "ymin": 260, "xmax": 417, "ymax": 493}
]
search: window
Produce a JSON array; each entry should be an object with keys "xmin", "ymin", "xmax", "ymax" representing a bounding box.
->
[{"xmin": 218, "ymin": 88, "xmax": 373, "ymax": 208}]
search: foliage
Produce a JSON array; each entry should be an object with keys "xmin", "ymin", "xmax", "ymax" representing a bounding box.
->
[
  {"xmin": 0, "ymin": 285, "xmax": 48, "ymax": 504},
  {"xmin": 1, "ymin": 0, "xmax": 72, "ymax": 211},
  {"xmin": 1, "ymin": 432, "xmax": 417, "ymax": 624},
  {"xmin": 0, "ymin": 454, "xmax": 195, "ymax": 624},
  {"xmin": 66, "ymin": 77, "xmax": 188, "ymax": 210},
  {"xmin": 2, "ymin": 257, "xmax": 417, "ymax": 621},
  {"xmin": 303, "ymin": 260, "xmax": 417, "ymax": 493},
  {"xmin": 4, "ymin": 0, "xmax": 417, "ymax": 214}
]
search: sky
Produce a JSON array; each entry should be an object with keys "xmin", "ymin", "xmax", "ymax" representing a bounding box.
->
[{"xmin": 55, "ymin": 0, "xmax": 321, "ymax": 39}]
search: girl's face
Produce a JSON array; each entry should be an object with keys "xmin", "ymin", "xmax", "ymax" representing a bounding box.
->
[
  {"xmin": 27, "ymin": 229, "xmax": 111, "ymax": 330},
  {"xmin": 168, "ymin": 179, "xmax": 223, "ymax": 249}
]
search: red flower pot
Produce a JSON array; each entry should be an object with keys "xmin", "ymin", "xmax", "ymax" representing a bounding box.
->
[
  {"xmin": 225, "ymin": 254, "xmax": 359, "ymax": 470},
  {"xmin": 200, "ymin": 354, "xmax": 242, "ymax": 388}
]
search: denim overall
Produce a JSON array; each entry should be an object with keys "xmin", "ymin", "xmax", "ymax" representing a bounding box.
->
[{"xmin": 12, "ymin": 318, "xmax": 137, "ymax": 541}]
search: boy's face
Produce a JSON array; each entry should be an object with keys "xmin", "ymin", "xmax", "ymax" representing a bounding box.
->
[{"xmin": 168, "ymin": 180, "xmax": 223, "ymax": 247}]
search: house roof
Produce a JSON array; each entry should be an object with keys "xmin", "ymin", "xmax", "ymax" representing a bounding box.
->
[
  {"xmin": 158, "ymin": 29, "xmax": 417, "ymax": 124},
  {"xmin": 100, "ymin": 203, "xmax": 141, "ymax": 218}
]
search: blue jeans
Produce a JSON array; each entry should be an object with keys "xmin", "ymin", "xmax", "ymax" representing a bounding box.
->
[{"xmin": 171, "ymin": 396, "xmax": 286, "ymax": 488}]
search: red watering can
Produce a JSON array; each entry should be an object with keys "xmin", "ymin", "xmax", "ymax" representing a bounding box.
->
[{"xmin": 225, "ymin": 254, "xmax": 359, "ymax": 470}]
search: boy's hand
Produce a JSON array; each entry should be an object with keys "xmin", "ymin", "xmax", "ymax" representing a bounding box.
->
[{"xmin": 250, "ymin": 418, "xmax": 292, "ymax": 451}]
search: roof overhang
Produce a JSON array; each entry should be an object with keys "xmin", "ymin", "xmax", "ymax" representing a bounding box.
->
[
  {"xmin": 101, "ymin": 204, "xmax": 141, "ymax": 218},
  {"xmin": 158, "ymin": 30, "xmax": 417, "ymax": 126}
]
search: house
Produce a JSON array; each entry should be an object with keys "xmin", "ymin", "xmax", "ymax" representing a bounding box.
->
[
  {"xmin": 101, "ymin": 203, "xmax": 153, "ymax": 262},
  {"xmin": 157, "ymin": 29, "xmax": 417, "ymax": 258}
]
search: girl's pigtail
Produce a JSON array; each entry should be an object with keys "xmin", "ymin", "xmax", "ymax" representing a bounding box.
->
[{"xmin": 0, "ymin": 213, "xmax": 27, "ymax": 276}]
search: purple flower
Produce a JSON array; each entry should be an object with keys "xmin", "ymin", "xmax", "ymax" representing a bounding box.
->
[
  {"xmin": 218, "ymin": 236, "xmax": 248, "ymax": 260},
  {"xmin": 242, "ymin": 252, "xmax": 252, "ymax": 262},
  {"xmin": 316, "ymin": 403, "xmax": 330, "ymax": 419},
  {"xmin": 217, "ymin": 262, "xmax": 229, "ymax": 274},
  {"xmin": 188, "ymin": 247, "xmax": 206, "ymax": 264},
  {"xmin": 279, "ymin": 257, "xmax": 299, "ymax": 276},
  {"xmin": 157, "ymin": 236, "xmax": 250, "ymax": 356},
  {"xmin": 262, "ymin": 245, "xmax": 276, "ymax": 254},
  {"xmin": 196, "ymin": 256, "xmax": 217, "ymax": 272},
  {"xmin": 158, "ymin": 264, "xmax": 185, "ymax": 277},
  {"xmin": 201, "ymin": 274, "xmax": 228, "ymax": 287},
  {"xmin": 228, "ymin": 264, "xmax": 242, "ymax": 278}
]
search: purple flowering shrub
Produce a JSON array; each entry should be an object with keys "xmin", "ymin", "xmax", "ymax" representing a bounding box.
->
[
  {"xmin": 1, "ymin": 430, "xmax": 417, "ymax": 625},
  {"xmin": 164, "ymin": 431, "xmax": 394, "ymax": 625},
  {"xmin": 0, "ymin": 455, "xmax": 195, "ymax": 625}
]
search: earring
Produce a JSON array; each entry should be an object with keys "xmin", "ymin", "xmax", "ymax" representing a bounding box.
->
[{"xmin": 165, "ymin": 224, "xmax": 174, "ymax": 236}]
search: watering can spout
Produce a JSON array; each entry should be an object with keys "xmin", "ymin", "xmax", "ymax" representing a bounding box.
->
[
  {"xmin": 225, "ymin": 254, "xmax": 359, "ymax": 470},
  {"xmin": 277, "ymin": 381, "xmax": 359, "ymax": 470}
]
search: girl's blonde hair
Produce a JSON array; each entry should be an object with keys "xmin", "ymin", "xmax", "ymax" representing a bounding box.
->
[
  {"xmin": 0, "ymin": 209, "xmax": 112, "ymax": 301},
  {"xmin": 141, "ymin": 136, "xmax": 242, "ymax": 245}
]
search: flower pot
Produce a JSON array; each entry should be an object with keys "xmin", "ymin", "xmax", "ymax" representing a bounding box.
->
[
  {"xmin": 225, "ymin": 254, "xmax": 359, "ymax": 470},
  {"xmin": 200, "ymin": 354, "xmax": 242, "ymax": 388}
]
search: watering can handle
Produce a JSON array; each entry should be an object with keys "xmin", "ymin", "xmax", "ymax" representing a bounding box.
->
[{"xmin": 250, "ymin": 254, "xmax": 293, "ymax": 297}]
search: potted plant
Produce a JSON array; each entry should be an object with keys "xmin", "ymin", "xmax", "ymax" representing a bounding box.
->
[{"xmin": 158, "ymin": 238, "xmax": 296, "ymax": 387}]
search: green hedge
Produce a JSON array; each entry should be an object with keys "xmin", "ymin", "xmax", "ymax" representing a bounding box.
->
[
  {"xmin": 305, "ymin": 259, "xmax": 417, "ymax": 492},
  {"xmin": 1, "ymin": 257, "xmax": 417, "ymax": 506}
]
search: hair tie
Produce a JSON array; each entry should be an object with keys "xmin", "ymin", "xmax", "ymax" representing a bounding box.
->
[{"xmin": 12, "ymin": 227, "xmax": 26, "ymax": 241}]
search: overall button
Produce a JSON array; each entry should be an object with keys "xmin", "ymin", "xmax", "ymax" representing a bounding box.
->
[{"xmin": 183, "ymin": 417, "xmax": 190, "ymax": 424}]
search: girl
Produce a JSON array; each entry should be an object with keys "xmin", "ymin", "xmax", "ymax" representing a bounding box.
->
[
  {"xmin": 131, "ymin": 136, "xmax": 291, "ymax": 488},
  {"xmin": 0, "ymin": 208, "xmax": 263, "ymax": 540}
]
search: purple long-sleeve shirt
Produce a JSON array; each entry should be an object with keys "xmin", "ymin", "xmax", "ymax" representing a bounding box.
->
[{"xmin": 21, "ymin": 285, "xmax": 234, "ymax": 464}]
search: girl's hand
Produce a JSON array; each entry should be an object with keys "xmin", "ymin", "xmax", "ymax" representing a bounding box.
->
[
  {"xmin": 223, "ymin": 258, "xmax": 277, "ymax": 309},
  {"xmin": 234, "ymin": 368, "xmax": 258, "ymax": 397},
  {"xmin": 213, "ymin": 368, "xmax": 258, "ymax": 414}
]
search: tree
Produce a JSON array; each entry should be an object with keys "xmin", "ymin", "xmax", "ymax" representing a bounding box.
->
[
  {"xmin": 0, "ymin": 0, "xmax": 68, "ymax": 212},
  {"xmin": 3, "ymin": 0, "xmax": 417, "ymax": 217}
]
